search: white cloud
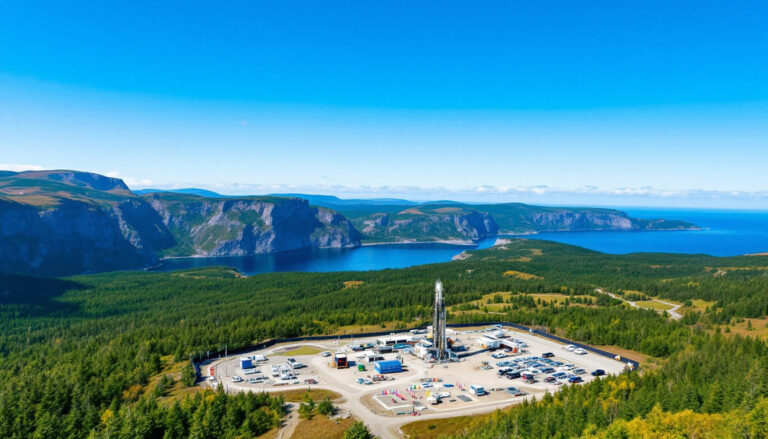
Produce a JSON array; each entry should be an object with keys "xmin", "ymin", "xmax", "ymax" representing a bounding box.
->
[
  {"xmin": 0, "ymin": 163, "xmax": 45, "ymax": 172},
  {"xmin": 174, "ymin": 182, "xmax": 768, "ymax": 202}
]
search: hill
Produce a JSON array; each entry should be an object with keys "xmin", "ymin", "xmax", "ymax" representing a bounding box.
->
[
  {"xmin": 0, "ymin": 171, "xmax": 360, "ymax": 275},
  {"xmin": 336, "ymin": 202, "xmax": 697, "ymax": 243}
]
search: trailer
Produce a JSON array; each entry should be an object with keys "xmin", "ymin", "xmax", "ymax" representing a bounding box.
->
[{"xmin": 334, "ymin": 353, "xmax": 348, "ymax": 369}]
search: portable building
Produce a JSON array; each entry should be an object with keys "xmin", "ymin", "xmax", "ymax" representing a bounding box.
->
[
  {"xmin": 374, "ymin": 360, "xmax": 403, "ymax": 374},
  {"xmin": 240, "ymin": 357, "xmax": 253, "ymax": 369},
  {"xmin": 477, "ymin": 336, "xmax": 501, "ymax": 349},
  {"xmin": 376, "ymin": 334, "xmax": 414, "ymax": 346},
  {"xmin": 334, "ymin": 353, "xmax": 348, "ymax": 368},
  {"xmin": 365, "ymin": 353, "xmax": 385, "ymax": 363}
]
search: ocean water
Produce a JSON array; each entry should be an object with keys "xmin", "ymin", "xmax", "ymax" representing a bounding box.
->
[
  {"xmin": 150, "ymin": 208, "xmax": 768, "ymax": 275},
  {"xmin": 514, "ymin": 208, "xmax": 768, "ymax": 257}
]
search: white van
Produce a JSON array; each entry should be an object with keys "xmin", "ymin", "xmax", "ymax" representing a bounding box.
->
[{"xmin": 470, "ymin": 385, "xmax": 486, "ymax": 396}]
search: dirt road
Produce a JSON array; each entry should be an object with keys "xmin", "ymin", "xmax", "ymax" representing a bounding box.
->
[{"xmin": 596, "ymin": 288, "xmax": 682, "ymax": 320}]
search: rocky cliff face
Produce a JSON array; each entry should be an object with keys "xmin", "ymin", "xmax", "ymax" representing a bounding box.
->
[
  {"xmin": 526, "ymin": 210, "xmax": 634, "ymax": 230},
  {"xmin": 0, "ymin": 197, "xmax": 174, "ymax": 276},
  {"xmin": 356, "ymin": 209, "xmax": 498, "ymax": 243},
  {"xmin": 348, "ymin": 203, "xmax": 698, "ymax": 242},
  {"xmin": 146, "ymin": 194, "xmax": 361, "ymax": 257},
  {"xmin": 0, "ymin": 171, "xmax": 362, "ymax": 275},
  {"xmin": 521, "ymin": 210, "xmax": 694, "ymax": 232}
]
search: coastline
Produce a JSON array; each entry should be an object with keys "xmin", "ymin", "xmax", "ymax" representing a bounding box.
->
[
  {"xmin": 154, "ymin": 226, "xmax": 702, "ymax": 262},
  {"xmin": 361, "ymin": 239, "xmax": 477, "ymax": 247}
]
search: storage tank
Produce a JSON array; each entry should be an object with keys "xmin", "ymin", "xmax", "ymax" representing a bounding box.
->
[{"xmin": 240, "ymin": 357, "xmax": 253, "ymax": 369}]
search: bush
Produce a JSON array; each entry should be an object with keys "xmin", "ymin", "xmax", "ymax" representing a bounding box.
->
[
  {"xmin": 344, "ymin": 421, "xmax": 372, "ymax": 439},
  {"xmin": 317, "ymin": 397, "xmax": 334, "ymax": 416},
  {"xmin": 298, "ymin": 399, "xmax": 316, "ymax": 420}
]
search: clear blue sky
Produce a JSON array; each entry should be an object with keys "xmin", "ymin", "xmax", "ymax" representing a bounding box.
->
[{"xmin": 1, "ymin": 1, "xmax": 767, "ymax": 207}]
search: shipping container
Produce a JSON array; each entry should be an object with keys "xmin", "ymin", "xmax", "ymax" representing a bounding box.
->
[{"xmin": 374, "ymin": 360, "xmax": 402, "ymax": 374}]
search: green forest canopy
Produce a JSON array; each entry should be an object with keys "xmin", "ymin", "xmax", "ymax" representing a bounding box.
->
[{"xmin": 0, "ymin": 238, "xmax": 767, "ymax": 438}]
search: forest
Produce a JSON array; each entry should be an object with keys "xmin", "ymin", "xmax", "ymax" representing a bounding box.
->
[{"xmin": 0, "ymin": 238, "xmax": 767, "ymax": 438}]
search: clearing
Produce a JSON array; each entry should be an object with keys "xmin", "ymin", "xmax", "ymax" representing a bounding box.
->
[{"xmin": 502, "ymin": 270, "xmax": 542, "ymax": 280}]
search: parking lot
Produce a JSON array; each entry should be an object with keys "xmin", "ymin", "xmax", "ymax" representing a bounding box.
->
[{"xmin": 203, "ymin": 326, "xmax": 629, "ymax": 438}]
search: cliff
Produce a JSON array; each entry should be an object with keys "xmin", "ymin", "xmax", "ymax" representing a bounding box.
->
[
  {"xmin": 354, "ymin": 206, "xmax": 498, "ymax": 243},
  {"xmin": 341, "ymin": 203, "xmax": 698, "ymax": 243},
  {"xmin": 0, "ymin": 196, "xmax": 174, "ymax": 276},
  {"xmin": 475, "ymin": 203, "xmax": 699, "ymax": 233},
  {"xmin": 146, "ymin": 193, "xmax": 360, "ymax": 257},
  {"xmin": 0, "ymin": 171, "xmax": 361, "ymax": 275}
]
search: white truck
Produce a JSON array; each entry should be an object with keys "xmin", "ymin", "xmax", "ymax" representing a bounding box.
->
[{"xmin": 470, "ymin": 385, "xmax": 486, "ymax": 396}]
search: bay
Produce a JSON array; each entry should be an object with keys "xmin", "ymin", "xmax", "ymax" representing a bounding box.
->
[{"xmin": 150, "ymin": 208, "xmax": 768, "ymax": 275}]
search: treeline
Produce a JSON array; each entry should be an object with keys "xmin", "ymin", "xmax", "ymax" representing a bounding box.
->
[{"xmin": 92, "ymin": 388, "xmax": 284, "ymax": 439}]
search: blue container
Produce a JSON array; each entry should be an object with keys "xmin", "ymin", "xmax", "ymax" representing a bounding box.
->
[
  {"xmin": 240, "ymin": 357, "xmax": 253, "ymax": 369},
  {"xmin": 374, "ymin": 360, "xmax": 402, "ymax": 374}
]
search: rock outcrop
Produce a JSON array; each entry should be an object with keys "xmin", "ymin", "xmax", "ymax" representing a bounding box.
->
[
  {"xmin": 0, "ymin": 197, "xmax": 174, "ymax": 276},
  {"xmin": 354, "ymin": 208, "xmax": 498, "ymax": 243},
  {"xmin": 146, "ymin": 194, "xmax": 360, "ymax": 257}
]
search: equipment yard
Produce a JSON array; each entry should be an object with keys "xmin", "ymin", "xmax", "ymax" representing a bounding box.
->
[{"xmin": 203, "ymin": 325, "xmax": 629, "ymax": 438}]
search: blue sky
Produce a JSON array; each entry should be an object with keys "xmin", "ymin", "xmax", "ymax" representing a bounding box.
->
[{"xmin": 1, "ymin": 1, "xmax": 767, "ymax": 207}]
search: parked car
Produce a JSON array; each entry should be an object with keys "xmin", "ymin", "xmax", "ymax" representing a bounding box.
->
[
  {"xmin": 231, "ymin": 376, "xmax": 243, "ymax": 383},
  {"xmin": 522, "ymin": 373, "xmax": 536, "ymax": 384},
  {"xmin": 506, "ymin": 371, "xmax": 522, "ymax": 379},
  {"xmin": 541, "ymin": 367, "xmax": 556, "ymax": 374},
  {"xmin": 567, "ymin": 376, "xmax": 583, "ymax": 384},
  {"xmin": 591, "ymin": 369, "xmax": 606, "ymax": 377},
  {"xmin": 542, "ymin": 352, "xmax": 555, "ymax": 358},
  {"xmin": 574, "ymin": 348, "xmax": 587, "ymax": 355},
  {"xmin": 544, "ymin": 376, "xmax": 557, "ymax": 383},
  {"xmin": 573, "ymin": 368, "xmax": 586, "ymax": 375},
  {"xmin": 563, "ymin": 344, "xmax": 577, "ymax": 351}
]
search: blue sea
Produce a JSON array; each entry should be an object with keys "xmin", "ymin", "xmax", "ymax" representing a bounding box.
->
[{"xmin": 151, "ymin": 208, "xmax": 768, "ymax": 275}]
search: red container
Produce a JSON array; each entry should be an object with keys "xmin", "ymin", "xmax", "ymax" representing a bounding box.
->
[{"xmin": 209, "ymin": 366, "xmax": 215, "ymax": 376}]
